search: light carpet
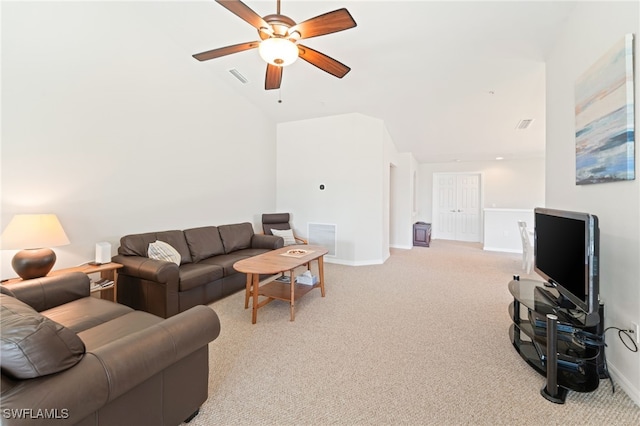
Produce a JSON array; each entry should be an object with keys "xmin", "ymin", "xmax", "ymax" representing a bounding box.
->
[{"xmin": 187, "ymin": 240, "xmax": 640, "ymax": 425}]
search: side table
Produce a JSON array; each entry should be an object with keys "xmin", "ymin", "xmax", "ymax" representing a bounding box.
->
[
  {"xmin": 3, "ymin": 262, "xmax": 123, "ymax": 302},
  {"xmin": 413, "ymin": 222, "xmax": 431, "ymax": 247}
]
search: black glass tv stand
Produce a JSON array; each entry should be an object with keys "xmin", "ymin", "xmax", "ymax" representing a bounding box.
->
[{"xmin": 508, "ymin": 279, "xmax": 604, "ymax": 403}]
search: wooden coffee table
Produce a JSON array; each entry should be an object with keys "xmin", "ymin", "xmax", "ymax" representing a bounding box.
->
[{"xmin": 233, "ymin": 245, "xmax": 328, "ymax": 324}]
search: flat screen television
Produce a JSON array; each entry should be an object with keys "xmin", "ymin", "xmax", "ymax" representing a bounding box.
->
[{"xmin": 534, "ymin": 207, "xmax": 600, "ymax": 314}]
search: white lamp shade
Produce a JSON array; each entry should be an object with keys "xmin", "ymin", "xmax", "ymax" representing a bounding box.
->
[
  {"xmin": 1, "ymin": 214, "xmax": 70, "ymax": 250},
  {"xmin": 258, "ymin": 38, "xmax": 299, "ymax": 66}
]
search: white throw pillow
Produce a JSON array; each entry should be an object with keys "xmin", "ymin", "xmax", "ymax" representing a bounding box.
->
[
  {"xmin": 271, "ymin": 228, "xmax": 297, "ymax": 246},
  {"xmin": 148, "ymin": 240, "xmax": 181, "ymax": 265}
]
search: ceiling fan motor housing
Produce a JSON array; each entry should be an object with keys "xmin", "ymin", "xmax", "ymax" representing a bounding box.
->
[{"xmin": 259, "ymin": 14, "xmax": 297, "ymax": 40}]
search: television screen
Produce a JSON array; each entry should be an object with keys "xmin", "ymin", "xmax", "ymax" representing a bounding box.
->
[{"xmin": 534, "ymin": 208, "xmax": 599, "ymax": 314}]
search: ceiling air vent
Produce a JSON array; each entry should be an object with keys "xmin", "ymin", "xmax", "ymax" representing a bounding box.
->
[
  {"xmin": 516, "ymin": 119, "xmax": 534, "ymax": 130},
  {"xmin": 228, "ymin": 68, "xmax": 248, "ymax": 84}
]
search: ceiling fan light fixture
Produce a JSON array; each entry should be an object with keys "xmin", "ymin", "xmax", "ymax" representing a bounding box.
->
[{"xmin": 259, "ymin": 37, "xmax": 299, "ymax": 66}]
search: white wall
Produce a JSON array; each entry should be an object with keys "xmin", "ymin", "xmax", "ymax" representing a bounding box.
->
[
  {"xmin": 416, "ymin": 157, "xmax": 545, "ymax": 225},
  {"xmin": 483, "ymin": 208, "xmax": 534, "ymax": 253},
  {"xmin": 390, "ymin": 153, "xmax": 419, "ymax": 249},
  {"xmin": 1, "ymin": 2, "xmax": 277, "ymax": 277},
  {"xmin": 276, "ymin": 113, "xmax": 409, "ymax": 265},
  {"xmin": 546, "ymin": 1, "xmax": 640, "ymax": 404}
]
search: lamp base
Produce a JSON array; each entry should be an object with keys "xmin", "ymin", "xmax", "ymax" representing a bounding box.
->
[{"xmin": 12, "ymin": 248, "xmax": 56, "ymax": 280}]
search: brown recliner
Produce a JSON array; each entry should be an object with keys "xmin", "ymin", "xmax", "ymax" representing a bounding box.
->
[
  {"xmin": 262, "ymin": 213, "xmax": 307, "ymax": 244},
  {"xmin": 0, "ymin": 272, "xmax": 220, "ymax": 426}
]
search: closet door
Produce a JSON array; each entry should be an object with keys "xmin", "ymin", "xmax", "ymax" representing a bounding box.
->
[{"xmin": 433, "ymin": 173, "xmax": 481, "ymax": 242}]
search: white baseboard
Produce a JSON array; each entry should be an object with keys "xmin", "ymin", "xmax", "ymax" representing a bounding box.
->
[
  {"xmin": 607, "ymin": 361, "xmax": 640, "ymax": 407},
  {"xmin": 483, "ymin": 246, "xmax": 521, "ymax": 254},
  {"xmin": 390, "ymin": 244, "xmax": 412, "ymax": 250},
  {"xmin": 324, "ymin": 257, "xmax": 385, "ymax": 266}
]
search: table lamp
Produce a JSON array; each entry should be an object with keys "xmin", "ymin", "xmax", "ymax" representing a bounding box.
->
[{"xmin": 1, "ymin": 214, "xmax": 70, "ymax": 280}]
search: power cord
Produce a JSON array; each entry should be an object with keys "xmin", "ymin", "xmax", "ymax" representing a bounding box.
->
[
  {"xmin": 603, "ymin": 326, "xmax": 638, "ymax": 353},
  {"xmin": 574, "ymin": 326, "xmax": 638, "ymax": 394}
]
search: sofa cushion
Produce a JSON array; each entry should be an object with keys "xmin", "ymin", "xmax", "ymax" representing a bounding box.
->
[
  {"xmin": 232, "ymin": 248, "xmax": 274, "ymax": 258},
  {"xmin": 0, "ymin": 294, "xmax": 85, "ymax": 379},
  {"xmin": 0, "ymin": 285, "xmax": 16, "ymax": 297},
  {"xmin": 119, "ymin": 231, "xmax": 161, "ymax": 256},
  {"xmin": 201, "ymin": 250, "xmax": 270, "ymax": 276},
  {"xmin": 199, "ymin": 255, "xmax": 241, "ymax": 276},
  {"xmin": 184, "ymin": 226, "xmax": 225, "ymax": 262},
  {"xmin": 119, "ymin": 230, "xmax": 192, "ymax": 264},
  {"xmin": 42, "ymin": 297, "xmax": 134, "ymax": 333},
  {"xmin": 77, "ymin": 311, "xmax": 162, "ymax": 351},
  {"xmin": 218, "ymin": 222, "xmax": 254, "ymax": 254},
  {"xmin": 155, "ymin": 231, "xmax": 193, "ymax": 264},
  {"xmin": 148, "ymin": 240, "xmax": 181, "ymax": 265},
  {"xmin": 178, "ymin": 263, "xmax": 224, "ymax": 292}
]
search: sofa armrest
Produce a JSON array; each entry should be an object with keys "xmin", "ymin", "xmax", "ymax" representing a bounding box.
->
[
  {"xmin": 112, "ymin": 254, "xmax": 180, "ymax": 318},
  {"xmin": 111, "ymin": 254, "xmax": 179, "ymax": 284},
  {"xmin": 90, "ymin": 305, "xmax": 220, "ymax": 401},
  {"xmin": 251, "ymin": 233, "xmax": 284, "ymax": 250},
  {"xmin": 1, "ymin": 349, "xmax": 113, "ymax": 425},
  {"xmin": 1, "ymin": 272, "xmax": 90, "ymax": 312}
]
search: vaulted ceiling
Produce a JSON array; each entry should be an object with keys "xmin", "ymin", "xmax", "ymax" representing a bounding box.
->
[{"xmin": 140, "ymin": 1, "xmax": 576, "ymax": 163}]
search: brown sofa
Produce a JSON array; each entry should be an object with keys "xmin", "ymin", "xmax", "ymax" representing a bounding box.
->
[
  {"xmin": 0, "ymin": 272, "xmax": 220, "ymax": 426},
  {"xmin": 112, "ymin": 222, "xmax": 283, "ymax": 318}
]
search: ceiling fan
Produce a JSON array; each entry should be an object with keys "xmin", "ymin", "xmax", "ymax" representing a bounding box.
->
[{"xmin": 192, "ymin": 0, "xmax": 357, "ymax": 90}]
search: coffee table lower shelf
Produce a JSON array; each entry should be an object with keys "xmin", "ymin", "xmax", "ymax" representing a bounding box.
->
[
  {"xmin": 259, "ymin": 281, "xmax": 320, "ymax": 302},
  {"xmin": 253, "ymin": 280, "xmax": 322, "ymax": 322}
]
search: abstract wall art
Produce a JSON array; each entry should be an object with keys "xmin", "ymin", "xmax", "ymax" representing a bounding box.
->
[{"xmin": 575, "ymin": 34, "xmax": 635, "ymax": 185}]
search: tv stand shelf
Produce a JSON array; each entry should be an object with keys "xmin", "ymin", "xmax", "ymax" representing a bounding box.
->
[{"xmin": 508, "ymin": 279, "xmax": 604, "ymax": 396}]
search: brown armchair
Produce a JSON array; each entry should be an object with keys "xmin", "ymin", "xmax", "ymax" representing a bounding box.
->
[
  {"xmin": 0, "ymin": 272, "xmax": 220, "ymax": 425},
  {"xmin": 261, "ymin": 213, "xmax": 307, "ymax": 245}
]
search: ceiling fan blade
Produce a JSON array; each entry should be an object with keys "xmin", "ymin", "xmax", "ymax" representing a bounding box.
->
[
  {"xmin": 215, "ymin": 0, "xmax": 270, "ymax": 31},
  {"xmin": 298, "ymin": 44, "xmax": 351, "ymax": 79},
  {"xmin": 192, "ymin": 41, "xmax": 259, "ymax": 61},
  {"xmin": 265, "ymin": 64, "xmax": 283, "ymax": 90},
  {"xmin": 289, "ymin": 8, "xmax": 357, "ymax": 40}
]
